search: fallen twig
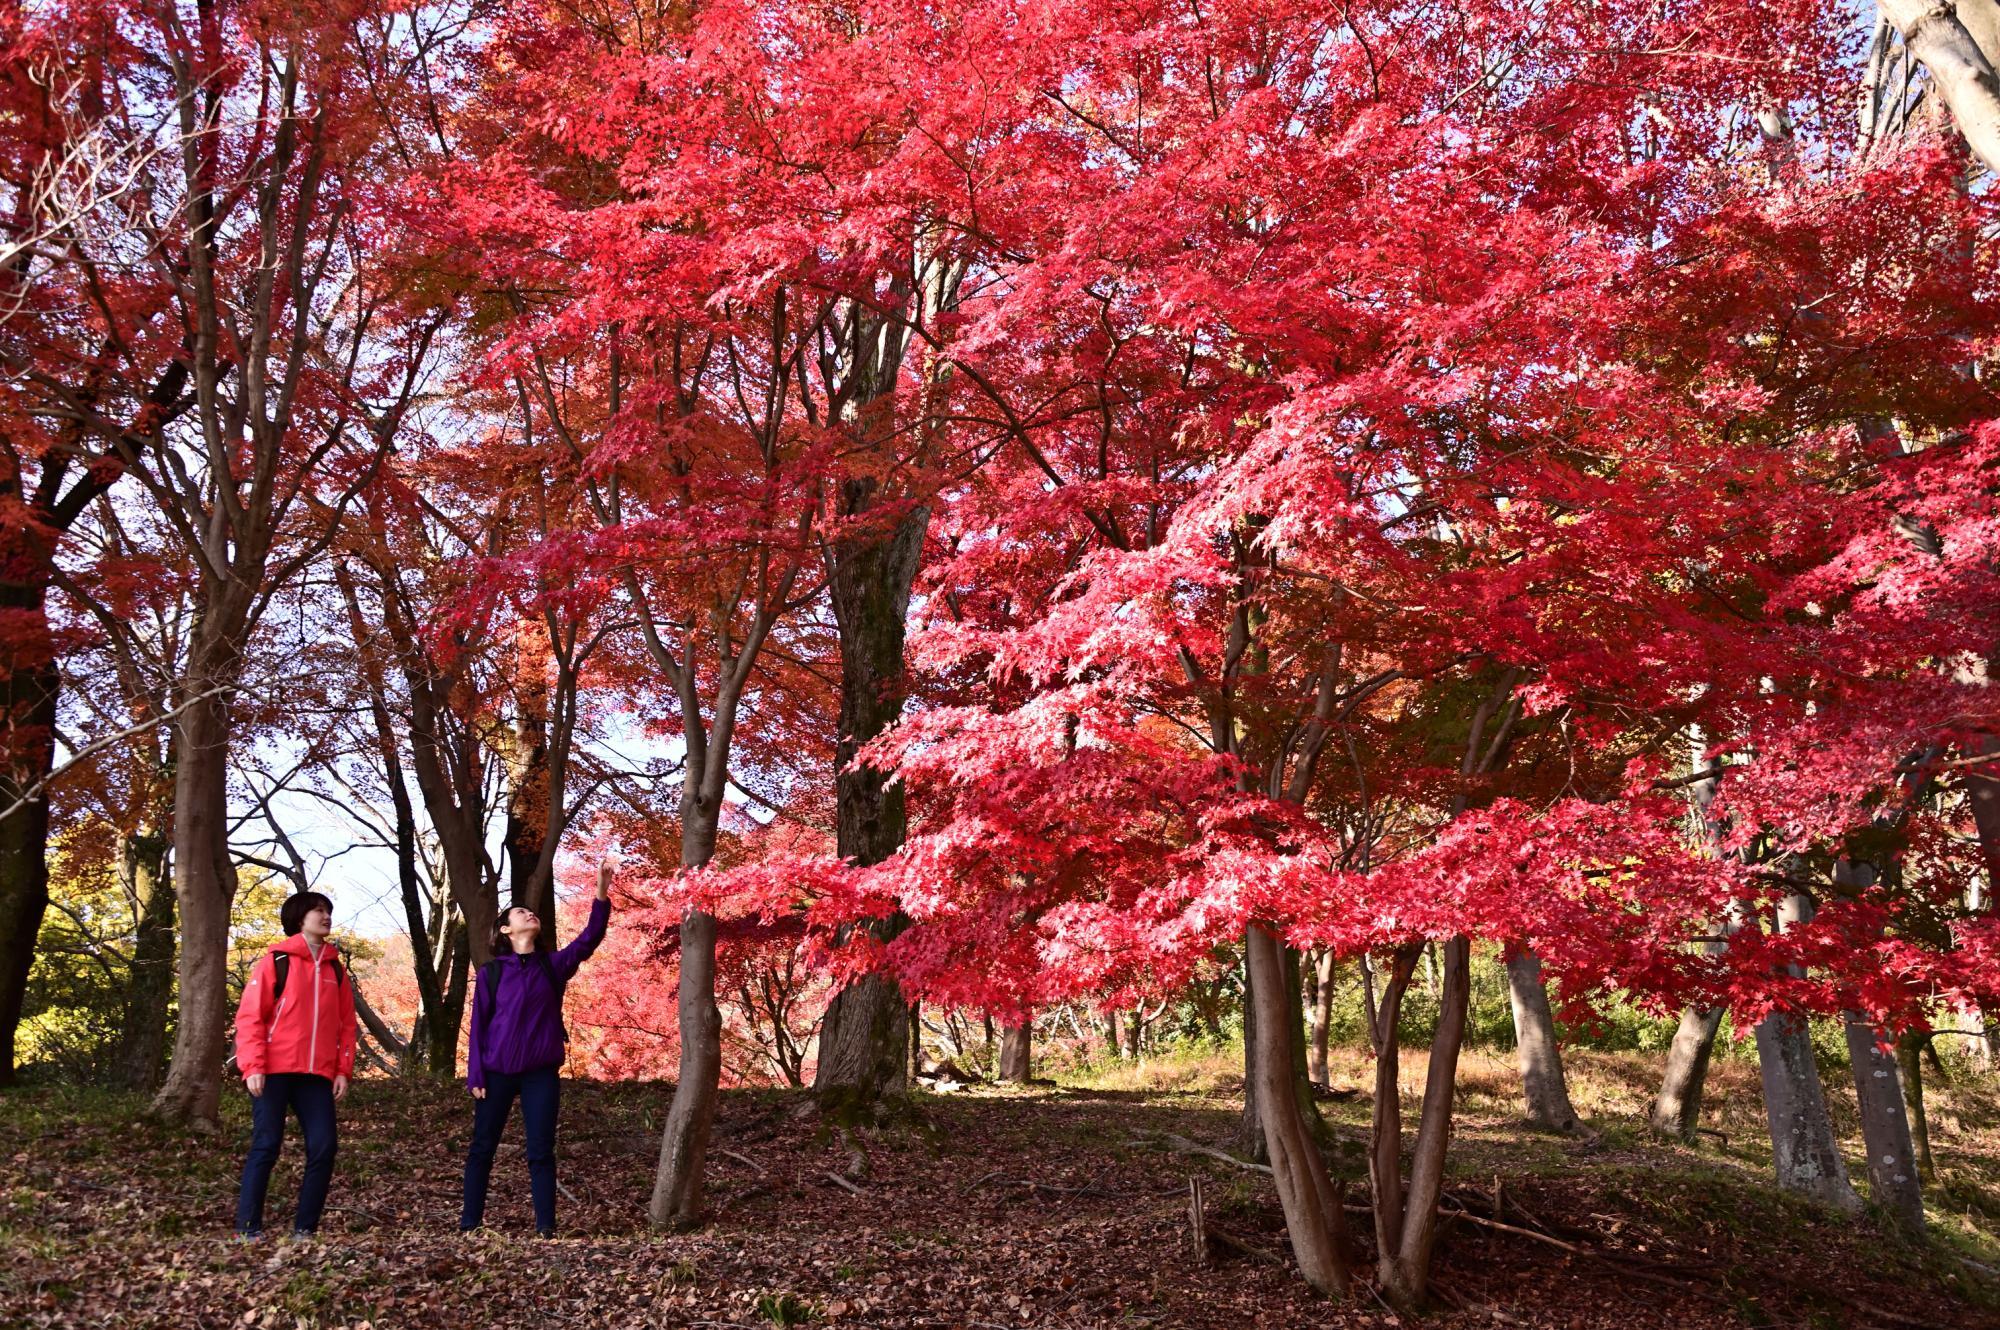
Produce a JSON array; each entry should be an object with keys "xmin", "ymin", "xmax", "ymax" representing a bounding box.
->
[
  {"xmin": 718, "ymin": 1149, "xmax": 765, "ymax": 1175},
  {"xmin": 1133, "ymin": 1132, "xmax": 1273, "ymax": 1176},
  {"xmin": 1439, "ymin": 1198, "xmax": 1586, "ymax": 1254},
  {"xmin": 822, "ymin": 1170, "xmax": 867, "ymax": 1196}
]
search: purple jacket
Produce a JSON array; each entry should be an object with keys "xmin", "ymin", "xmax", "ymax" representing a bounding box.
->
[{"xmin": 467, "ymin": 897, "xmax": 609, "ymax": 1088}]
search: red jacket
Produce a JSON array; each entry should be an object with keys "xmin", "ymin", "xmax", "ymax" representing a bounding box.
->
[{"xmin": 234, "ymin": 934, "xmax": 357, "ymax": 1081}]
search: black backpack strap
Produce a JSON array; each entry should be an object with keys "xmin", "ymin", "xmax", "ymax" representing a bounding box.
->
[{"xmin": 271, "ymin": 949, "xmax": 343, "ymax": 1005}]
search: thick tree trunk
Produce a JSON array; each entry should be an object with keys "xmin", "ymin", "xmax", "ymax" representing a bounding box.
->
[
  {"xmin": 1879, "ymin": 0, "xmax": 2000, "ymax": 174},
  {"xmin": 998, "ymin": 1022, "xmax": 1030, "ymax": 1082},
  {"xmin": 1239, "ymin": 946, "xmax": 1329, "ymax": 1162},
  {"xmin": 1755, "ymin": 1006, "xmax": 1860, "ymax": 1212},
  {"xmin": 1753, "ymin": 891, "xmax": 1861, "ymax": 1211},
  {"xmin": 1246, "ymin": 924, "xmax": 1349, "ymax": 1298},
  {"xmin": 816, "ymin": 974, "xmax": 910, "ymax": 1111},
  {"xmin": 1652, "ymin": 1005, "xmax": 1725, "ymax": 1140},
  {"xmin": 149, "ymin": 688, "xmax": 237, "ymax": 1130},
  {"xmin": 1505, "ymin": 949, "xmax": 1579, "ymax": 1132},
  {"xmin": 1843, "ymin": 1016, "xmax": 1925, "ymax": 1229},
  {"xmin": 0, "ymin": 642, "xmax": 57, "ymax": 1085},
  {"xmin": 111, "ymin": 831, "xmax": 175, "ymax": 1091},
  {"xmin": 1308, "ymin": 950, "xmax": 1333, "ymax": 1088},
  {"xmin": 814, "ymin": 491, "xmax": 928, "ymax": 1112}
]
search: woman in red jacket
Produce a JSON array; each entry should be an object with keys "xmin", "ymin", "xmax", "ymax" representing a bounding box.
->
[{"xmin": 232, "ymin": 891, "xmax": 357, "ymax": 1238}]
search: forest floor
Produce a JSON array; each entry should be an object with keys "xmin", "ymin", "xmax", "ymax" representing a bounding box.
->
[{"xmin": 2, "ymin": 1046, "xmax": 1998, "ymax": 1329}]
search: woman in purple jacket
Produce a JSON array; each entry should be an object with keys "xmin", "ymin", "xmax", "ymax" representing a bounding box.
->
[{"xmin": 461, "ymin": 863, "xmax": 612, "ymax": 1237}]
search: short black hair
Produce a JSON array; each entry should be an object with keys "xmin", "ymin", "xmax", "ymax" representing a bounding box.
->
[{"xmin": 281, "ymin": 891, "xmax": 334, "ymax": 937}]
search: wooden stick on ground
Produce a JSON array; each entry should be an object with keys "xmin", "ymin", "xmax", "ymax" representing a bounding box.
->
[
  {"xmin": 1134, "ymin": 1132, "xmax": 1273, "ymax": 1176},
  {"xmin": 1188, "ymin": 1176, "xmax": 1208, "ymax": 1267}
]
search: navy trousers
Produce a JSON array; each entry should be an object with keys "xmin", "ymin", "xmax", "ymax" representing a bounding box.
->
[
  {"xmin": 235, "ymin": 1073, "xmax": 338, "ymax": 1236},
  {"xmin": 461, "ymin": 1064, "xmax": 561, "ymax": 1233}
]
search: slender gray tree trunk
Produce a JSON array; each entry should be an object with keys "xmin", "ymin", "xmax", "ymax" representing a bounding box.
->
[
  {"xmin": 1652, "ymin": 1006, "xmax": 1724, "ymax": 1140},
  {"xmin": 1843, "ymin": 1016, "xmax": 1925, "ymax": 1229},
  {"xmin": 1898, "ymin": 1032, "xmax": 1936, "ymax": 1178},
  {"xmin": 651, "ymin": 800, "xmax": 722, "ymax": 1229},
  {"xmin": 1505, "ymin": 949, "xmax": 1579, "ymax": 1132},
  {"xmin": 1308, "ymin": 949, "xmax": 1334, "ymax": 1088}
]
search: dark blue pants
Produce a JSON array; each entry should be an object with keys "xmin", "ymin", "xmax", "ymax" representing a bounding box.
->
[
  {"xmin": 235, "ymin": 1073, "xmax": 338, "ymax": 1236},
  {"xmin": 461, "ymin": 1064, "xmax": 560, "ymax": 1233}
]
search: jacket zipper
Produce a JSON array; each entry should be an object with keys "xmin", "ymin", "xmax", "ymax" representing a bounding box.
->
[{"xmin": 308, "ymin": 949, "xmax": 322, "ymax": 1072}]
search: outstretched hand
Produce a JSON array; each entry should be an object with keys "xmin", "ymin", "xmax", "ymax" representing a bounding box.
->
[{"xmin": 596, "ymin": 861, "xmax": 613, "ymax": 900}]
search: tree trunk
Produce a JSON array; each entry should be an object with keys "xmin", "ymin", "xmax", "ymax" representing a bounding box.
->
[
  {"xmin": 814, "ymin": 492, "xmax": 928, "ymax": 1113},
  {"xmin": 1239, "ymin": 945, "xmax": 1329, "ymax": 1162},
  {"xmin": 1843, "ymin": 1016, "xmax": 1925, "ymax": 1229},
  {"xmin": 430, "ymin": 911, "xmax": 469, "ymax": 1076},
  {"xmin": 1505, "ymin": 949, "xmax": 1579, "ymax": 1132},
  {"xmin": 651, "ymin": 801, "xmax": 723, "ymax": 1229},
  {"xmin": 1372, "ymin": 939, "xmax": 1471, "ymax": 1313},
  {"xmin": 1753, "ymin": 891, "xmax": 1861, "ymax": 1212},
  {"xmin": 651, "ymin": 908, "xmax": 720, "ymax": 1228},
  {"xmin": 998, "ymin": 1022, "xmax": 1031, "ymax": 1082},
  {"xmin": 0, "ymin": 643, "xmax": 57, "ymax": 1086},
  {"xmin": 501, "ymin": 665, "xmax": 555, "ymax": 937},
  {"xmin": 1308, "ymin": 950, "xmax": 1334, "ymax": 1088},
  {"xmin": 1879, "ymin": 0, "xmax": 2000, "ymax": 174},
  {"xmin": 148, "ymin": 687, "xmax": 237, "ymax": 1130},
  {"xmin": 1652, "ymin": 1005, "xmax": 1725, "ymax": 1140},
  {"xmin": 1245, "ymin": 924, "xmax": 1349, "ymax": 1298},
  {"xmin": 111, "ymin": 831, "xmax": 175, "ymax": 1091},
  {"xmin": 1655, "ymin": 737, "xmax": 1736, "ymax": 1140},
  {"xmin": 1898, "ymin": 1031, "xmax": 1936, "ymax": 1179}
]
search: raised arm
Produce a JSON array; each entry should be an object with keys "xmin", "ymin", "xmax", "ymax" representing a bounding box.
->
[{"xmin": 552, "ymin": 863, "xmax": 614, "ymax": 979}]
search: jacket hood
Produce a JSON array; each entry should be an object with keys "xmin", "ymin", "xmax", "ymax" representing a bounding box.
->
[{"xmin": 271, "ymin": 933, "xmax": 339, "ymax": 962}]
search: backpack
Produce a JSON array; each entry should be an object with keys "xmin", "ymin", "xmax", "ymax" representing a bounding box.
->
[
  {"xmin": 270, "ymin": 948, "xmax": 343, "ymax": 1006},
  {"xmin": 481, "ymin": 950, "xmax": 570, "ymax": 1043}
]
